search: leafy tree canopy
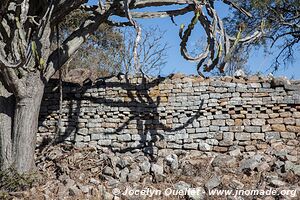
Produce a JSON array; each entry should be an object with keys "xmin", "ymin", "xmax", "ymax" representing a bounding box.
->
[{"xmin": 226, "ymin": 0, "xmax": 300, "ymax": 71}]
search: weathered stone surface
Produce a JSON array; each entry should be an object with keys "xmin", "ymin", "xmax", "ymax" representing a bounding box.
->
[
  {"xmin": 77, "ymin": 128, "xmax": 88, "ymax": 136},
  {"xmin": 293, "ymin": 112, "xmax": 300, "ymax": 118},
  {"xmin": 234, "ymin": 69, "xmax": 245, "ymax": 77},
  {"xmin": 229, "ymin": 126, "xmax": 244, "ymax": 132},
  {"xmin": 251, "ymin": 133, "xmax": 265, "ymax": 140},
  {"xmin": 219, "ymin": 132, "xmax": 234, "ymax": 146},
  {"xmin": 127, "ymin": 169, "xmax": 142, "ymax": 182},
  {"xmin": 235, "ymin": 132, "xmax": 251, "ymax": 141},
  {"xmin": 245, "ymin": 145, "xmax": 256, "ymax": 151},
  {"xmin": 119, "ymin": 168, "xmax": 129, "ymax": 182},
  {"xmin": 139, "ymin": 161, "xmax": 151, "ymax": 173},
  {"xmin": 284, "ymin": 118, "xmax": 295, "ymax": 125},
  {"xmin": 164, "ymin": 154, "xmax": 179, "ymax": 171},
  {"xmin": 213, "ymin": 146, "xmax": 228, "ymax": 152},
  {"xmin": 271, "ymin": 124, "xmax": 286, "ymax": 132},
  {"xmin": 262, "ymin": 124, "xmax": 272, "ymax": 132},
  {"xmin": 251, "ymin": 119, "xmax": 265, "ymax": 126},
  {"xmin": 103, "ymin": 167, "xmax": 114, "ymax": 176},
  {"xmin": 205, "ymin": 175, "xmax": 221, "ymax": 190},
  {"xmin": 286, "ymin": 125, "xmax": 300, "ymax": 132},
  {"xmin": 265, "ymin": 132, "xmax": 281, "ymax": 141},
  {"xmin": 212, "ymin": 155, "xmax": 237, "ymax": 168},
  {"xmin": 257, "ymin": 162, "xmax": 270, "ymax": 172},
  {"xmin": 230, "ymin": 179, "xmax": 244, "ymax": 189},
  {"xmin": 196, "ymin": 127, "xmax": 209, "ymax": 133},
  {"xmin": 270, "ymin": 179, "xmax": 287, "ymax": 187},
  {"xmin": 239, "ymin": 157, "xmax": 261, "ymax": 171},
  {"xmin": 38, "ymin": 76, "xmax": 300, "ymax": 157},
  {"xmin": 183, "ymin": 143, "xmax": 198, "ymax": 150},
  {"xmin": 280, "ymin": 132, "xmax": 296, "ymax": 139},
  {"xmin": 174, "ymin": 181, "xmax": 191, "ymax": 192},
  {"xmin": 268, "ymin": 118, "xmax": 283, "ymax": 124},
  {"xmin": 151, "ymin": 164, "xmax": 164, "ymax": 179},
  {"xmin": 199, "ymin": 142, "xmax": 212, "ymax": 151},
  {"xmin": 292, "ymin": 165, "xmax": 300, "ymax": 176},
  {"xmin": 212, "ymin": 120, "xmax": 225, "ymax": 126},
  {"xmin": 244, "ymin": 126, "xmax": 261, "ymax": 133},
  {"xmin": 229, "ymin": 148, "xmax": 241, "ymax": 157},
  {"xmin": 200, "ymin": 119, "xmax": 210, "ymax": 127}
]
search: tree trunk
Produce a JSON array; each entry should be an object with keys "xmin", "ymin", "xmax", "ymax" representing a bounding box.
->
[
  {"xmin": 0, "ymin": 81, "xmax": 14, "ymax": 170},
  {"xmin": 1, "ymin": 72, "xmax": 45, "ymax": 173},
  {"xmin": 12, "ymin": 75, "xmax": 45, "ymax": 173}
]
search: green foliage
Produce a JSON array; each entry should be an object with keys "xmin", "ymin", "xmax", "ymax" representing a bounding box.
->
[
  {"xmin": 226, "ymin": 0, "xmax": 300, "ymax": 70},
  {"xmin": 31, "ymin": 41, "xmax": 45, "ymax": 71},
  {"xmin": 180, "ymin": 10, "xmax": 200, "ymax": 46}
]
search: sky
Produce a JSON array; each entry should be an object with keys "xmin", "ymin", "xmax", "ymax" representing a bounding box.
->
[{"xmin": 88, "ymin": 0, "xmax": 300, "ymax": 79}]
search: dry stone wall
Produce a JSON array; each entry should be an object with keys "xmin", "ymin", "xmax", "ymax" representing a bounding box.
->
[{"xmin": 38, "ymin": 74, "xmax": 300, "ymax": 157}]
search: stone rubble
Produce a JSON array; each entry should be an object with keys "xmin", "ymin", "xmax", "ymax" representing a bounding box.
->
[
  {"xmin": 14, "ymin": 74, "xmax": 298, "ymax": 199},
  {"xmin": 3, "ymin": 144, "xmax": 299, "ymax": 199}
]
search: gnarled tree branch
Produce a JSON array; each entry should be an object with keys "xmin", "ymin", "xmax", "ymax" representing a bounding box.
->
[{"xmin": 45, "ymin": 10, "xmax": 111, "ymax": 80}]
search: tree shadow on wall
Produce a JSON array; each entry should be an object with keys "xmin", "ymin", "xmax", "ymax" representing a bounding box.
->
[{"xmin": 39, "ymin": 75, "xmax": 204, "ymax": 159}]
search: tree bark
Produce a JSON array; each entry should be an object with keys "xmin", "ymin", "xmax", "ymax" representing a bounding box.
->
[
  {"xmin": 0, "ymin": 81, "xmax": 14, "ymax": 170},
  {"xmin": 0, "ymin": 70, "xmax": 45, "ymax": 173},
  {"xmin": 11, "ymin": 74, "xmax": 45, "ymax": 173}
]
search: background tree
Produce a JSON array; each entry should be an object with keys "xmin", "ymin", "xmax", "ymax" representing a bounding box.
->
[
  {"xmin": 225, "ymin": 0, "xmax": 300, "ymax": 72},
  {"xmin": 59, "ymin": 10, "xmax": 124, "ymax": 78},
  {"xmin": 121, "ymin": 26, "xmax": 168, "ymax": 76},
  {"xmin": 58, "ymin": 11, "xmax": 168, "ymax": 79},
  {"xmin": 0, "ymin": 0, "xmax": 260, "ymax": 173}
]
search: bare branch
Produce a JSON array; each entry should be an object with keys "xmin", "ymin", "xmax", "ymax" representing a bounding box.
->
[
  {"xmin": 45, "ymin": 11, "xmax": 111, "ymax": 80},
  {"xmin": 106, "ymin": 20, "xmax": 133, "ymax": 27},
  {"xmin": 0, "ymin": 67, "xmax": 26, "ymax": 97},
  {"xmin": 124, "ymin": 0, "xmax": 142, "ymax": 74},
  {"xmin": 0, "ymin": 0, "xmax": 261, "ymax": 79},
  {"xmin": 131, "ymin": 0, "xmax": 194, "ymax": 8},
  {"xmin": 115, "ymin": 5, "xmax": 194, "ymax": 19},
  {"xmin": 222, "ymin": 0, "xmax": 252, "ymax": 17}
]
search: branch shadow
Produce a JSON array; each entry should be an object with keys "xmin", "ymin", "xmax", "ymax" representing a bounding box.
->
[{"xmin": 38, "ymin": 75, "xmax": 204, "ymax": 159}]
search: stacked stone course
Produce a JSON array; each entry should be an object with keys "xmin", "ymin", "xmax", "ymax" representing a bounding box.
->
[{"xmin": 38, "ymin": 74, "xmax": 300, "ymax": 157}]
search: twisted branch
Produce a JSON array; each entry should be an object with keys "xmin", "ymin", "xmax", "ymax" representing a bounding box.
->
[
  {"xmin": 0, "ymin": 0, "xmax": 263, "ymax": 79},
  {"xmin": 178, "ymin": 0, "xmax": 263, "ymax": 74}
]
